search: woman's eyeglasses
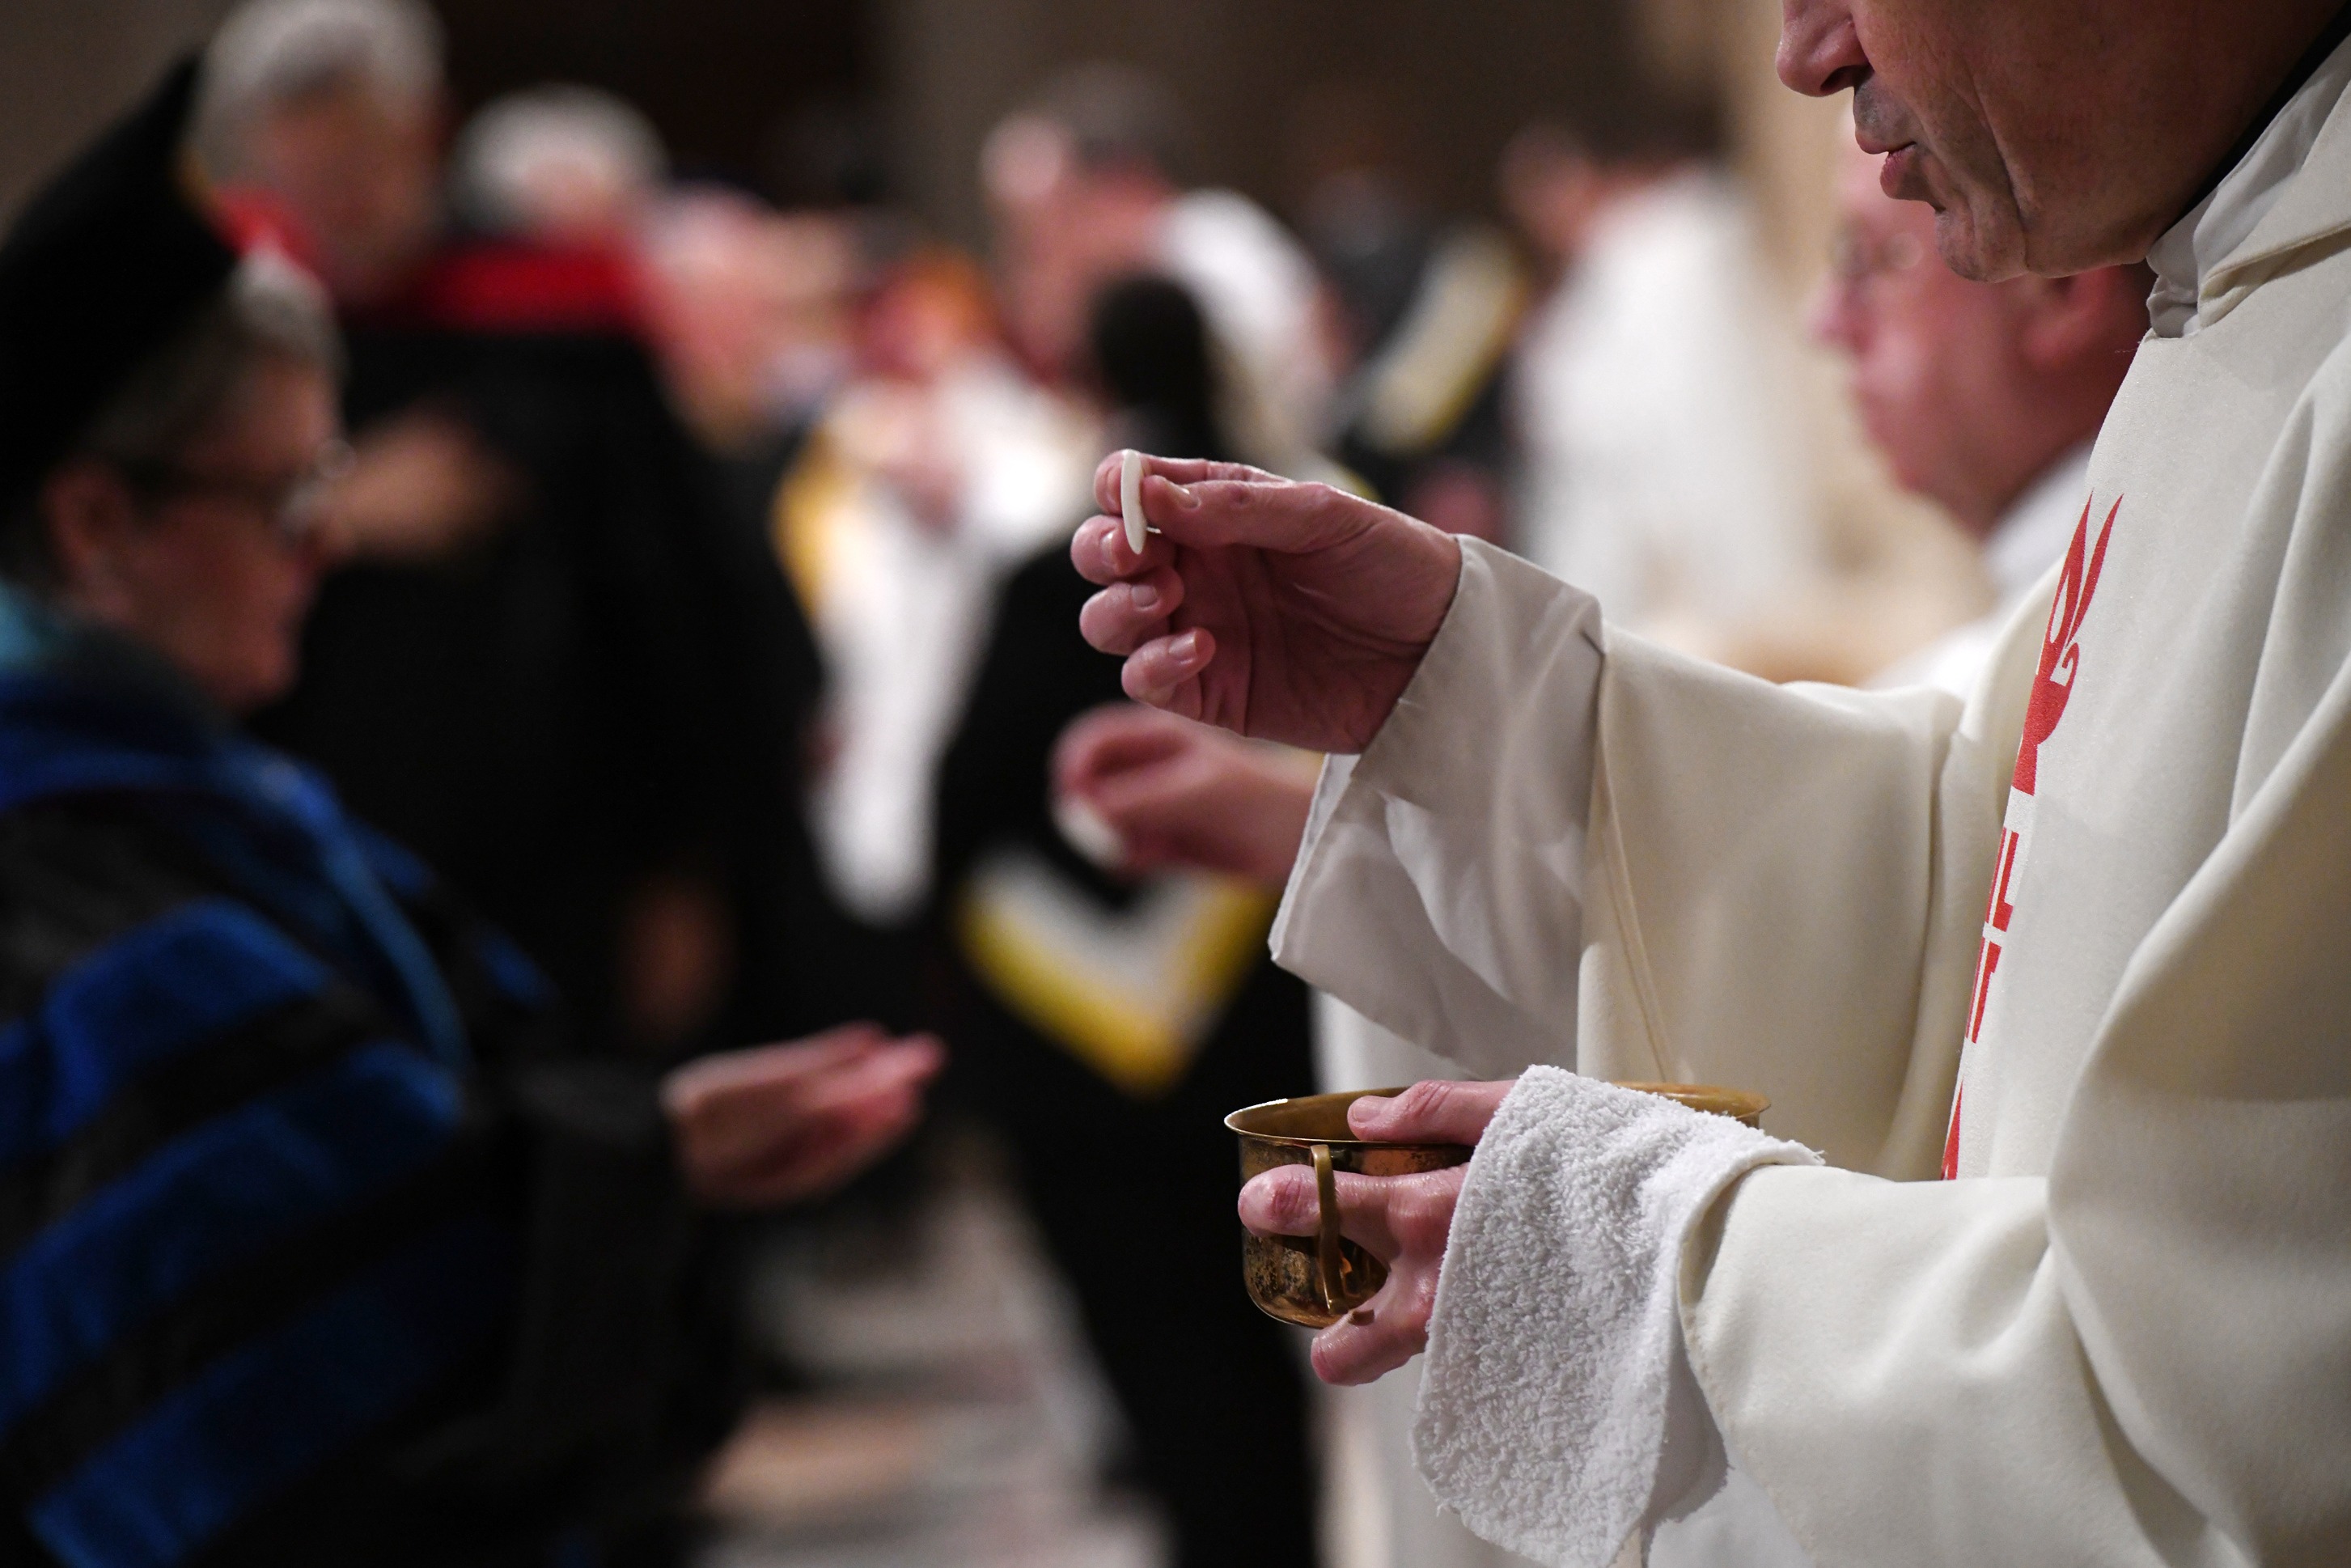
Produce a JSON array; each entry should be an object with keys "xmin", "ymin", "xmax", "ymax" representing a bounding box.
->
[{"xmin": 121, "ymin": 439, "xmax": 356, "ymax": 544}]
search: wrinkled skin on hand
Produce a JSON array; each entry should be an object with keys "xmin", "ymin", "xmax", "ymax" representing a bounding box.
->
[
  {"xmin": 1051, "ymin": 703, "xmax": 1319, "ymax": 888},
  {"xmin": 662, "ymin": 1024, "xmax": 943, "ymax": 1209},
  {"xmin": 1072, "ymin": 454, "xmax": 1463, "ymax": 754},
  {"xmin": 1238, "ymin": 1079, "xmax": 1517, "ymax": 1385}
]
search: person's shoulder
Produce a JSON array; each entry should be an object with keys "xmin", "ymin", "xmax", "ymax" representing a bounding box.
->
[{"xmin": 0, "ymin": 800, "xmax": 213, "ymax": 1006}]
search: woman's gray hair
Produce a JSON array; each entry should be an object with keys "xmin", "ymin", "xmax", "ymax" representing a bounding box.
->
[
  {"xmin": 1, "ymin": 251, "xmax": 341, "ymax": 585},
  {"xmin": 197, "ymin": 0, "xmax": 445, "ymax": 178},
  {"xmin": 80, "ymin": 250, "xmax": 340, "ymax": 469}
]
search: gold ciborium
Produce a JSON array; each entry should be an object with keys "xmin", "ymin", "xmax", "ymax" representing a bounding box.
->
[{"xmin": 1227, "ymin": 1083, "xmax": 1769, "ymax": 1329}]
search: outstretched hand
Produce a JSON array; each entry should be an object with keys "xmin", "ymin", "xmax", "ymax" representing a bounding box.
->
[
  {"xmin": 1052, "ymin": 704, "xmax": 1320, "ymax": 888},
  {"xmin": 1072, "ymin": 454, "xmax": 1463, "ymax": 753},
  {"xmin": 1237, "ymin": 1079, "xmax": 1516, "ymax": 1385},
  {"xmin": 663, "ymin": 1025, "xmax": 943, "ymax": 1209}
]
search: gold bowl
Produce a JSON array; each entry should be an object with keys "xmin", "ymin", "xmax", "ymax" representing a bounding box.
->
[{"xmin": 1227, "ymin": 1081, "xmax": 1769, "ymax": 1329}]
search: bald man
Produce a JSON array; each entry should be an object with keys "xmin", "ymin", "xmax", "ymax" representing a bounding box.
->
[{"xmin": 1071, "ymin": 0, "xmax": 2351, "ymax": 1563}]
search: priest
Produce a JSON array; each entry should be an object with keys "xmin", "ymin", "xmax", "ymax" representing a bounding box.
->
[{"xmin": 1074, "ymin": 0, "xmax": 2351, "ymax": 1562}]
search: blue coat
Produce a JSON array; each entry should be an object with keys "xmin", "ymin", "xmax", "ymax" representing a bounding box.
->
[{"xmin": 0, "ymin": 591, "xmax": 722, "ymax": 1568}]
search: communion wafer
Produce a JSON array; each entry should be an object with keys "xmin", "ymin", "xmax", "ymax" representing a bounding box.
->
[{"xmin": 1121, "ymin": 449, "xmax": 1147, "ymax": 555}]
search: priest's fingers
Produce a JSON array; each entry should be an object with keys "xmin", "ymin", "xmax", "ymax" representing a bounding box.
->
[
  {"xmin": 1071, "ymin": 511, "xmax": 1176, "ymax": 587},
  {"xmin": 1308, "ymin": 1289, "xmax": 1429, "ymax": 1387},
  {"xmin": 1091, "ymin": 461, "xmax": 1392, "ymax": 558},
  {"xmin": 1091, "ymin": 450, "xmax": 1284, "ymax": 516},
  {"xmin": 1121, "ymin": 629, "xmax": 1215, "ymax": 715},
  {"xmin": 1237, "ymin": 1163, "xmax": 1459, "ymax": 1263},
  {"xmin": 1078, "ymin": 569, "xmax": 1186, "ymax": 656},
  {"xmin": 1349, "ymin": 1078, "xmax": 1519, "ymax": 1145}
]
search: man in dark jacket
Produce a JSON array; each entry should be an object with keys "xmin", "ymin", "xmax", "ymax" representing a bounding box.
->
[
  {"xmin": 197, "ymin": 0, "xmax": 832, "ymax": 1057},
  {"xmin": 930, "ymin": 278, "xmax": 1318, "ymax": 1568}
]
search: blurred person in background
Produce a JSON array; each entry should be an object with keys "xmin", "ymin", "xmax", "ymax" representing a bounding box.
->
[
  {"xmin": 194, "ymin": 0, "xmax": 828, "ymax": 1060},
  {"xmin": 1814, "ymin": 129, "xmax": 2150, "ymax": 699},
  {"xmin": 1502, "ymin": 99, "xmax": 1824, "ymax": 661},
  {"xmin": 637, "ymin": 188, "xmax": 858, "ymax": 471},
  {"xmin": 1288, "ymin": 90, "xmax": 1523, "ymax": 552},
  {"xmin": 766, "ymin": 248, "xmax": 1096, "ymax": 1023},
  {"xmin": 451, "ymin": 83, "xmax": 666, "ymax": 250},
  {"xmin": 929, "ymin": 274, "xmax": 1318, "ymax": 1568},
  {"xmin": 983, "ymin": 63, "xmax": 1336, "ymax": 472},
  {"xmin": 1299, "ymin": 133, "xmax": 1526, "ymax": 548},
  {"xmin": 630, "ymin": 187, "xmax": 870, "ymax": 1027},
  {"xmin": 0, "ymin": 67, "xmax": 938, "ymax": 1567}
]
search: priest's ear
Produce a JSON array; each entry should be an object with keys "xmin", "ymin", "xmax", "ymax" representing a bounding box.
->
[
  {"xmin": 2018, "ymin": 263, "xmax": 2156, "ymax": 375},
  {"xmin": 33, "ymin": 460, "xmax": 146, "ymax": 607}
]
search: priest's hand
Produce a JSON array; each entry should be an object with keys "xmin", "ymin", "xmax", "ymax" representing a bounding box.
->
[
  {"xmin": 1051, "ymin": 704, "xmax": 1320, "ymax": 888},
  {"xmin": 1238, "ymin": 1079, "xmax": 1514, "ymax": 1385},
  {"xmin": 1072, "ymin": 454, "xmax": 1463, "ymax": 752},
  {"xmin": 663, "ymin": 1025, "xmax": 943, "ymax": 1209}
]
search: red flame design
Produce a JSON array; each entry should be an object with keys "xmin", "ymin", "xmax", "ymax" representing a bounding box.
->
[{"xmin": 2013, "ymin": 498, "xmax": 2120, "ymax": 795}]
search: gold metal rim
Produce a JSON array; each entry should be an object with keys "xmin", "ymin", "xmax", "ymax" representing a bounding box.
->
[
  {"xmin": 1225, "ymin": 1087, "xmax": 1457, "ymax": 1149},
  {"xmin": 1226, "ymin": 1081, "xmax": 1772, "ymax": 1142}
]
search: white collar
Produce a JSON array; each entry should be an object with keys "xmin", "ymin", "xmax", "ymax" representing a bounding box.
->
[
  {"xmin": 2147, "ymin": 32, "xmax": 2351, "ymax": 338},
  {"xmin": 1985, "ymin": 445, "xmax": 2095, "ymax": 607}
]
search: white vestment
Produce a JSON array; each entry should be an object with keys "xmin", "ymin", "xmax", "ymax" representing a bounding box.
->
[
  {"xmin": 1273, "ymin": 40, "xmax": 2351, "ymax": 1568},
  {"xmin": 1870, "ymin": 444, "xmax": 2094, "ymax": 700}
]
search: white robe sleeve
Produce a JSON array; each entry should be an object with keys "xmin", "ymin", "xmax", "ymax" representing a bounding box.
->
[
  {"xmin": 1285, "ymin": 523, "xmax": 2351, "ymax": 1565},
  {"xmin": 1412, "ymin": 1068, "xmax": 1819, "ymax": 1568},
  {"xmin": 1272, "ymin": 540, "xmax": 1603, "ymax": 1079},
  {"xmin": 1274, "ymin": 535, "xmax": 2025, "ymax": 1171}
]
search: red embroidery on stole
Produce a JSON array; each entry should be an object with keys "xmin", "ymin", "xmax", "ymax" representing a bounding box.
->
[{"xmin": 1946, "ymin": 497, "xmax": 2119, "ymax": 1180}]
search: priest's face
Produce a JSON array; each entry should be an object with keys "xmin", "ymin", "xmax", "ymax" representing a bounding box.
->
[
  {"xmin": 1777, "ymin": 0, "xmax": 2348, "ymax": 280},
  {"xmin": 55, "ymin": 360, "xmax": 345, "ymax": 713}
]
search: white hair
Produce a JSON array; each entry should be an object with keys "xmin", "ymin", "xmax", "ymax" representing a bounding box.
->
[
  {"xmin": 451, "ymin": 85, "xmax": 668, "ymax": 238},
  {"xmin": 2, "ymin": 252, "xmax": 341, "ymax": 583},
  {"xmin": 197, "ymin": 0, "xmax": 445, "ymax": 175},
  {"xmin": 83, "ymin": 251, "xmax": 341, "ymax": 471}
]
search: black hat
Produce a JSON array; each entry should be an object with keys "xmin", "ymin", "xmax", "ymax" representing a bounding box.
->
[{"xmin": 0, "ymin": 59, "xmax": 239, "ymax": 517}]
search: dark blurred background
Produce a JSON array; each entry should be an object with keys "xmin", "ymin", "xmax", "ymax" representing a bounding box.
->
[{"xmin": 6, "ymin": 0, "xmax": 1635, "ymax": 238}]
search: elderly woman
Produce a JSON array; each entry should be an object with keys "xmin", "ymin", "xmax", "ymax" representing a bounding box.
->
[{"xmin": 0, "ymin": 67, "xmax": 937, "ymax": 1568}]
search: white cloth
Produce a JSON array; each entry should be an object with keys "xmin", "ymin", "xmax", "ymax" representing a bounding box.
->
[
  {"xmin": 1276, "ymin": 36, "xmax": 2351, "ymax": 1566},
  {"xmin": 1417, "ymin": 1069, "xmax": 1816, "ymax": 1568},
  {"xmin": 1511, "ymin": 172, "xmax": 1818, "ymax": 644},
  {"xmin": 1870, "ymin": 444, "xmax": 2093, "ymax": 698},
  {"xmin": 1274, "ymin": 545, "xmax": 1602, "ymax": 1082}
]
